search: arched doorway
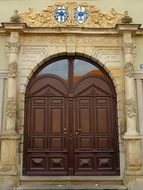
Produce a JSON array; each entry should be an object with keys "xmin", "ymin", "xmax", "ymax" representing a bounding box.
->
[{"xmin": 23, "ymin": 56, "xmax": 120, "ymax": 176}]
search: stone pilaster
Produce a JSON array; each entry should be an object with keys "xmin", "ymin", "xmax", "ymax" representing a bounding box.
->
[
  {"xmin": 116, "ymin": 24, "xmax": 142, "ymax": 175},
  {"xmin": 122, "ymin": 32, "xmax": 138, "ymax": 136},
  {"xmin": 0, "ymin": 32, "xmax": 20, "ymax": 176},
  {"xmin": 4, "ymin": 33, "xmax": 20, "ymax": 135}
]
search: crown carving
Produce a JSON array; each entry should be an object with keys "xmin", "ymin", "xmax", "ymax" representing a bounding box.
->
[{"xmin": 19, "ymin": 2, "xmax": 124, "ymax": 28}]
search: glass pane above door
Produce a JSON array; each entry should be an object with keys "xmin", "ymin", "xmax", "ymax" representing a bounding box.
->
[
  {"xmin": 37, "ymin": 59, "xmax": 68, "ymax": 80},
  {"xmin": 74, "ymin": 59, "xmax": 103, "ymax": 82}
]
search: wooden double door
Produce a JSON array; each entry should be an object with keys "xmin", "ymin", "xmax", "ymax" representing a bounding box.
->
[{"xmin": 23, "ymin": 58, "xmax": 119, "ymax": 176}]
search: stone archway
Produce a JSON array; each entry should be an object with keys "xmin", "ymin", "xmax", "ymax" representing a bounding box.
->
[{"xmin": 23, "ymin": 56, "xmax": 120, "ymax": 176}]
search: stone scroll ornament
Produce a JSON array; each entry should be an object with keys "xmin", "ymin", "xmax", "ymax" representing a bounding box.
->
[
  {"xmin": 18, "ymin": 2, "xmax": 124, "ymax": 28},
  {"xmin": 122, "ymin": 42, "xmax": 136, "ymax": 54},
  {"xmin": 6, "ymin": 98, "xmax": 16, "ymax": 118},
  {"xmin": 126, "ymin": 99, "xmax": 137, "ymax": 118},
  {"xmin": 124, "ymin": 62, "xmax": 134, "ymax": 78},
  {"xmin": 8, "ymin": 62, "xmax": 18, "ymax": 78}
]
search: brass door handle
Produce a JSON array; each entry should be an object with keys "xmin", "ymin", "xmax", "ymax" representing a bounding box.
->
[
  {"xmin": 75, "ymin": 128, "xmax": 82, "ymax": 134},
  {"xmin": 64, "ymin": 128, "xmax": 67, "ymax": 135}
]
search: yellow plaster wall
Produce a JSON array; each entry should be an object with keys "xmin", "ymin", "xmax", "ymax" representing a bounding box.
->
[
  {"xmin": 135, "ymin": 37, "xmax": 143, "ymax": 70},
  {"xmin": 0, "ymin": 36, "xmax": 8, "ymax": 69},
  {"xmin": 0, "ymin": 0, "xmax": 142, "ymax": 25}
]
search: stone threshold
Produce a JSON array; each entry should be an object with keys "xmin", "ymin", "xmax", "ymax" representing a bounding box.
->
[
  {"xmin": 16, "ymin": 184, "xmax": 127, "ymax": 190},
  {"xmin": 20, "ymin": 176, "xmax": 123, "ymax": 185}
]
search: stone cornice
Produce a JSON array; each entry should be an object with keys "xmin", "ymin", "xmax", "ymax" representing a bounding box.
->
[
  {"xmin": 1, "ymin": 23, "xmax": 27, "ymax": 34},
  {"xmin": 0, "ymin": 23, "xmax": 143, "ymax": 35},
  {"xmin": 116, "ymin": 23, "xmax": 141, "ymax": 33}
]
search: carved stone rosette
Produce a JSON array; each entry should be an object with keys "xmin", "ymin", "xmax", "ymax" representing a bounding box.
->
[
  {"xmin": 8, "ymin": 62, "xmax": 18, "ymax": 78},
  {"xmin": 6, "ymin": 97, "xmax": 16, "ymax": 118},
  {"xmin": 126, "ymin": 99, "xmax": 137, "ymax": 118},
  {"xmin": 124, "ymin": 62, "xmax": 134, "ymax": 78},
  {"xmin": 5, "ymin": 42, "xmax": 20, "ymax": 54},
  {"xmin": 122, "ymin": 42, "xmax": 136, "ymax": 54}
]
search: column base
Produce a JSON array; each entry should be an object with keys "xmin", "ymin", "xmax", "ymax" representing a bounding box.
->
[
  {"xmin": 124, "ymin": 169, "xmax": 143, "ymax": 176},
  {"xmin": 123, "ymin": 133, "xmax": 142, "ymax": 176},
  {"xmin": 0, "ymin": 166, "xmax": 19, "ymax": 176},
  {"xmin": 0, "ymin": 134, "xmax": 20, "ymax": 177},
  {"xmin": 2, "ymin": 130, "xmax": 19, "ymax": 137}
]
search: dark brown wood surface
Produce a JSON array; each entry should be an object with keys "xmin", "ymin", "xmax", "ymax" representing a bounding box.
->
[{"xmin": 23, "ymin": 57, "xmax": 120, "ymax": 176}]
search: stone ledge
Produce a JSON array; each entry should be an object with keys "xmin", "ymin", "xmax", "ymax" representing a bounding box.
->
[{"xmin": 122, "ymin": 134, "xmax": 142, "ymax": 140}]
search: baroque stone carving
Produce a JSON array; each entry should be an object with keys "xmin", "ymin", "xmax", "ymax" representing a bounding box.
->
[
  {"xmin": 19, "ymin": 2, "xmax": 123, "ymax": 28},
  {"xmin": 6, "ymin": 98, "xmax": 16, "ymax": 118},
  {"xmin": 10, "ymin": 10, "xmax": 21, "ymax": 23},
  {"xmin": 122, "ymin": 42, "xmax": 136, "ymax": 54},
  {"xmin": 126, "ymin": 99, "xmax": 137, "ymax": 118},
  {"xmin": 124, "ymin": 62, "xmax": 134, "ymax": 77},
  {"xmin": 5, "ymin": 42, "xmax": 20, "ymax": 54},
  {"xmin": 121, "ymin": 11, "xmax": 132, "ymax": 24},
  {"xmin": 8, "ymin": 62, "xmax": 18, "ymax": 78}
]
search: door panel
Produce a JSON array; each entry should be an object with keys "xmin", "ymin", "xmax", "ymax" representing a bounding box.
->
[
  {"xmin": 49, "ymin": 97, "xmax": 67, "ymax": 152},
  {"xmin": 97, "ymin": 108, "xmax": 109, "ymax": 134},
  {"xmin": 75, "ymin": 97, "xmax": 94, "ymax": 152},
  {"xmin": 33, "ymin": 108, "xmax": 45, "ymax": 135},
  {"xmin": 74, "ymin": 77, "xmax": 119, "ymax": 175},
  {"xmin": 24, "ymin": 76, "xmax": 68, "ymax": 175}
]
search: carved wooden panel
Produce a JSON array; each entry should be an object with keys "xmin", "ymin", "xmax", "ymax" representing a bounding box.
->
[
  {"xmin": 32, "ymin": 137, "xmax": 45, "ymax": 149},
  {"xmin": 33, "ymin": 108, "xmax": 45, "ymax": 135},
  {"xmin": 50, "ymin": 137, "xmax": 63, "ymax": 149},
  {"xmin": 28, "ymin": 154, "xmax": 46, "ymax": 172},
  {"xmin": 97, "ymin": 137, "xmax": 110, "ymax": 150},
  {"xmin": 49, "ymin": 155, "xmax": 67, "ymax": 171},
  {"xmin": 96, "ymin": 154, "xmax": 114, "ymax": 172},
  {"xmin": 97, "ymin": 108, "xmax": 109, "ymax": 134},
  {"xmin": 50, "ymin": 108, "xmax": 62, "ymax": 134},
  {"xmin": 76, "ymin": 157, "xmax": 94, "ymax": 170}
]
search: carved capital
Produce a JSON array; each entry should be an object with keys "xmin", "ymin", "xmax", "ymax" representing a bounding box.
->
[
  {"xmin": 5, "ymin": 42, "xmax": 20, "ymax": 54},
  {"xmin": 124, "ymin": 62, "xmax": 134, "ymax": 78},
  {"xmin": 122, "ymin": 42, "xmax": 136, "ymax": 54},
  {"xmin": 6, "ymin": 98, "xmax": 16, "ymax": 118},
  {"xmin": 126, "ymin": 99, "xmax": 137, "ymax": 118},
  {"xmin": 8, "ymin": 62, "xmax": 18, "ymax": 78}
]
